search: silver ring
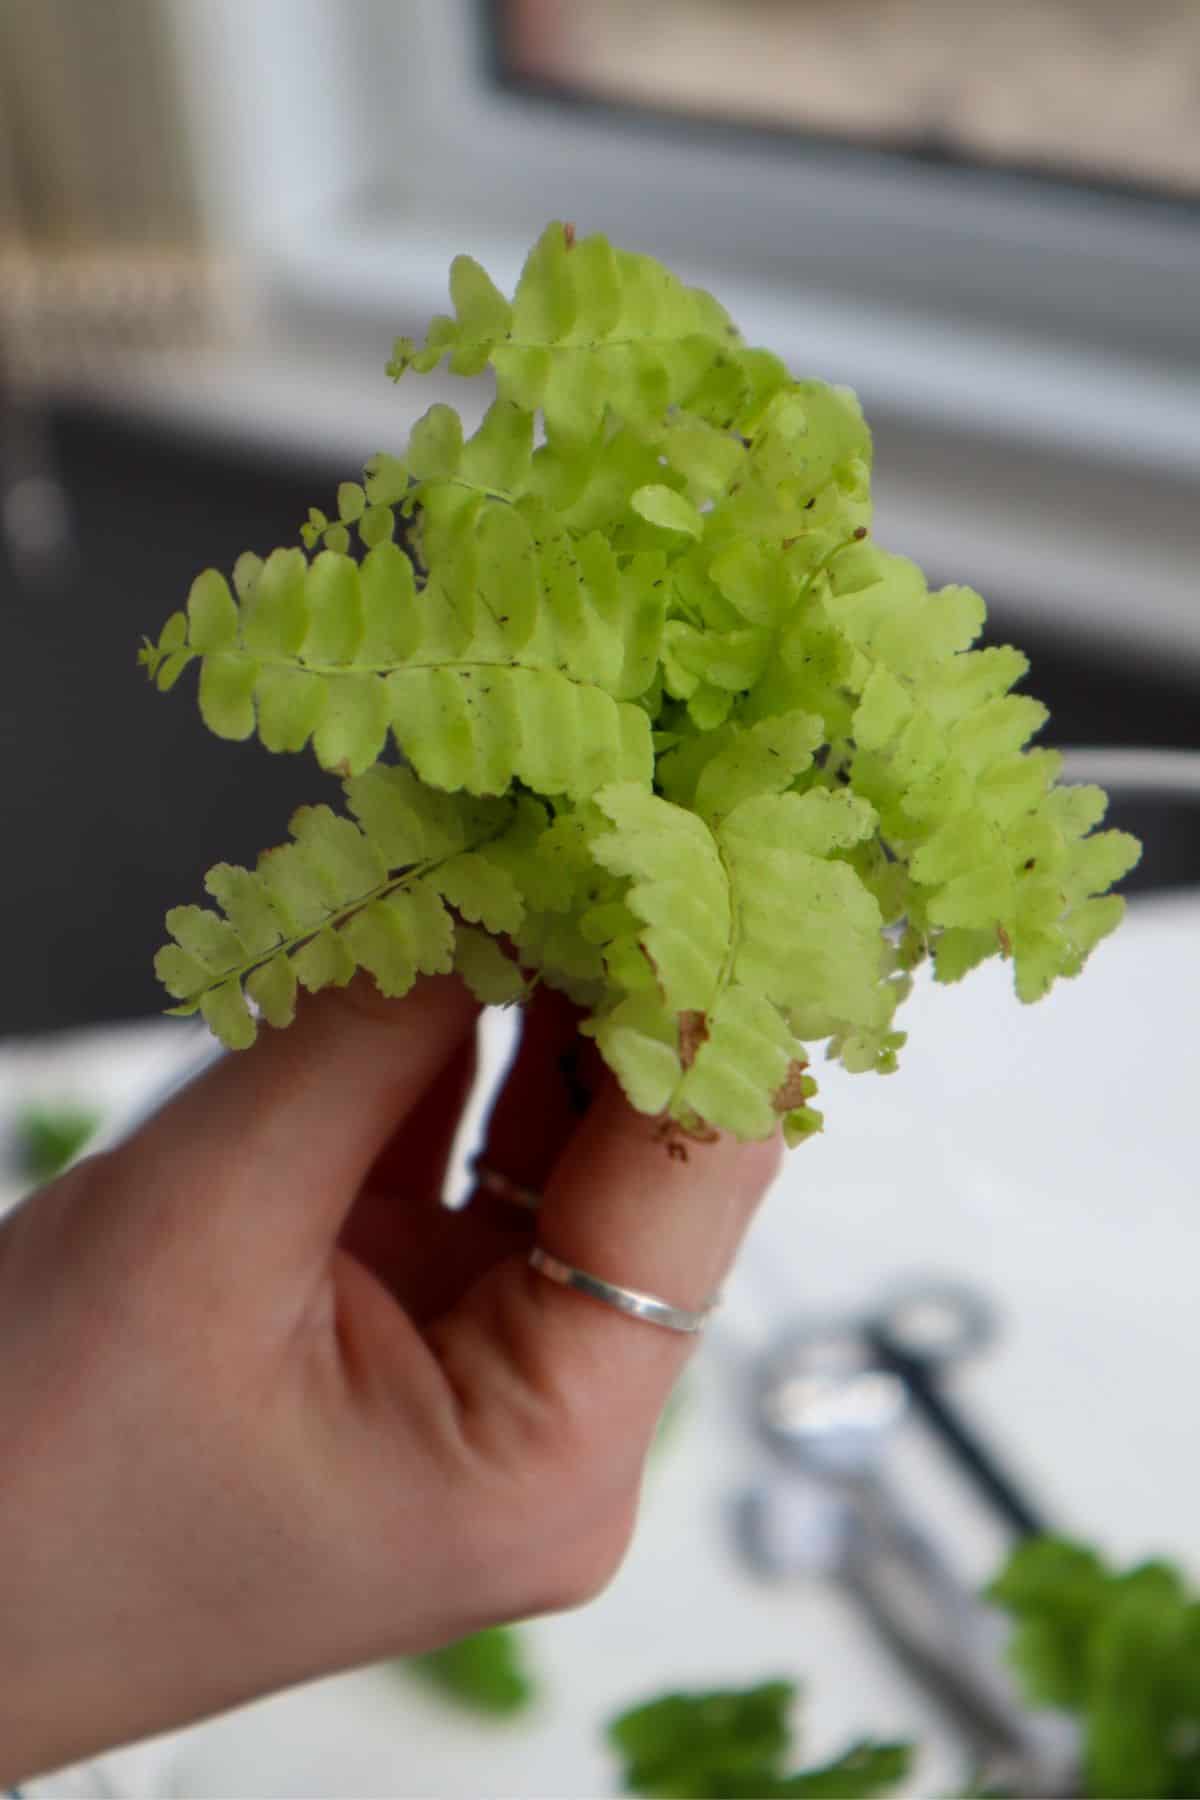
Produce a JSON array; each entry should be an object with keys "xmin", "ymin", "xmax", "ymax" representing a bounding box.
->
[
  {"xmin": 528, "ymin": 1246, "xmax": 718, "ymax": 1336},
  {"xmin": 472, "ymin": 1159, "xmax": 541, "ymax": 1212}
]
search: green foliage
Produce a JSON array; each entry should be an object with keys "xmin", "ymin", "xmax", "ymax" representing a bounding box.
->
[
  {"xmin": 607, "ymin": 1681, "xmax": 911, "ymax": 1799},
  {"xmin": 142, "ymin": 221, "xmax": 1137, "ymax": 1140},
  {"xmin": 154, "ymin": 770, "xmax": 524, "ymax": 1045},
  {"xmin": 14, "ymin": 1103, "xmax": 102, "ymax": 1184},
  {"xmin": 990, "ymin": 1536, "xmax": 1200, "ymax": 1798},
  {"xmin": 404, "ymin": 1625, "xmax": 537, "ymax": 1718}
]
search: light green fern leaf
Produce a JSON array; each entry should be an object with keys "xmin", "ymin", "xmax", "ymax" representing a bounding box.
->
[
  {"xmin": 143, "ymin": 512, "xmax": 658, "ymax": 795},
  {"xmin": 454, "ymin": 927, "xmax": 528, "ymax": 1005},
  {"xmin": 389, "ymin": 222, "xmax": 738, "ymax": 445},
  {"xmin": 154, "ymin": 774, "xmax": 513, "ymax": 1044},
  {"xmin": 693, "ymin": 712, "xmax": 824, "ymax": 820},
  {"xmin": 583, "ymin": 782, "xmax": 895, "ymax": 1138},
  {"xmin": 674, "ymin": 987, "xmax": 810, "ymax": 1142},
  {"xmin": 199, "ymin": 978, "xmax": 257, "ymax": 1051},
  {"xmin": 388, "ymin": 663, "xmax": 651, "ymax": 797},
  {"xmin": 435, "ymin": 852, "xmax": 524, "ymax": 937},
  {"xmin": 245, "ymin": 954, "xmax": 298, "ymax": 1028}
]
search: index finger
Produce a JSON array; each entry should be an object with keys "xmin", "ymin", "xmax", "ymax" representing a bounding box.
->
[{"xmin": 106, "ymin": 974, "xmax": 479, "ymax": 1300}]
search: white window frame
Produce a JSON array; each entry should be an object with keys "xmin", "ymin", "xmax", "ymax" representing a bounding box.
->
[
  {"xmin": 227, "ymin": 0, "xmax": 1199, "ymax": 454},
  {"xmin": 268, "ymin": 4, "xmax": 1199, "ymax": 344},
  {"xmin": 158, "ymin": 0, "xmax": 1200, "ymax": 669}
]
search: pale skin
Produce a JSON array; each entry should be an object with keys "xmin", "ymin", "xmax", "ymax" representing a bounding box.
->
[{"xmin": 0, "ymin": 974, "xmax": 780, "ymax": 1783}]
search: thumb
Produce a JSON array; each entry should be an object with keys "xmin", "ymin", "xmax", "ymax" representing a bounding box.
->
[{"xmin": 110, "ymin": 975, "xmax": 479, "ymax": 1295}]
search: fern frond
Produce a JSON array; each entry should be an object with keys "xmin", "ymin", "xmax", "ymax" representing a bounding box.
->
[
  {"xmin": 142, "ymin": 517, "xmax": 658, "ymax": 794},
  {"xmin": 143, "ymin": 223, "xmax": 1138, "ymax": 1139},
  {"xmin": 453, "ymin": 926, "xmax": 527, "ymax": 1005},
  {"xmin": 628, "ymin": 383, "xmax": 874, "ymax": 729},
  {"xmin": 815, "ymin": 543, "xmax": 1140, "ymax": 998},
  {"xmin": 387, "ymin": 664, "xmax": 651, "ymax": 798},
  {"xmin": 388, "ymin": 222, "xmax": 744, "ymax": 445},
  {"xmin": 581, "ymin": 782, "xmax": 902, "ymax": 1139},
  {"xmin": 155, "ymin": 771, "xmax": 518, "ymax": 1044},
  {"xmin": 657, "ymin": 711, "xmax": 825, "ymax": 820}
]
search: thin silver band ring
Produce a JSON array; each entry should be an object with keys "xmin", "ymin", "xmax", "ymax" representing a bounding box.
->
[{"xmin": 528, "ymin": 1246, "xmax": 718, "ymax": 1336}]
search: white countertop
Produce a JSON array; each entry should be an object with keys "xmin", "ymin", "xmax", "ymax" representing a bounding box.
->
[{"xmin": 6, "ymin": 886, "xmax": 1199, "ymax": 1798}]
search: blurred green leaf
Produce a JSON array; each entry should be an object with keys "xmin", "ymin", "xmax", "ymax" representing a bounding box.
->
[
  {"xmin": 991, "ymin": 1536, "xmax": 1200, "ymax": 1797},
  {"xmin": 988, "ymin": 1535, "xmax": 1110, "ymax": 1709},
  {"xmin": 610, "ymin": 1681, "xmax": 793, "ymax": 1797},
  {"xmin": 775, "ymin": 1740, "xmax": 912, "ymax": 1798},
  {"xmin": 15, "ymin": 1103, "xmax": 102, "ymax": 1184},
  {"xmin": 405, "ymin": 1625, "xmax": 536, "ymax": 1717},
  {"xmin": 608, "ymin": 1682, "xmax": 910, "ymax": 1800}
]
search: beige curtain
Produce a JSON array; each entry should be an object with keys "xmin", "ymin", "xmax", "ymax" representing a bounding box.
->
[
  {"xmin": 0, "ymin": 0, "xmax": 204, "ymax": 250},
  {"xmin": 0, "ymin": 0, "xmax": 230, "ymax": 383}
]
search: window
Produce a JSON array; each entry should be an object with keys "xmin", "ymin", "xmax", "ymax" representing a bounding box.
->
[
  {"xmin": 496, "ymin": 0, "xmax": 1200, "ymax": 200},
  {"xmin": 155, "ymin": 0, "xmax": 1200, "ymax": 671}
]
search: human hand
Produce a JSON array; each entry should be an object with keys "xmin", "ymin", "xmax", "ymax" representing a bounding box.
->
[{"xmin": 0, "ymin": 976, "xmax": 780, "ymax": 1782}]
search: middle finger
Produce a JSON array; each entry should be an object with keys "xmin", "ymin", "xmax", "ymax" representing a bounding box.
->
[{"xmin": 346, "ymin": 987, "xmax": 602, "ymax": 1323}]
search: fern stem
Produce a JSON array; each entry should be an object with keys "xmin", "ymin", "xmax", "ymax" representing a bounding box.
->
[
  {"xmin": 181, "ymin": 826, "xmax": 508, "ymax": 1009},
  {"xmin": 241, "ymin": 651, "xmax": 608, "ymax": 694}
]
